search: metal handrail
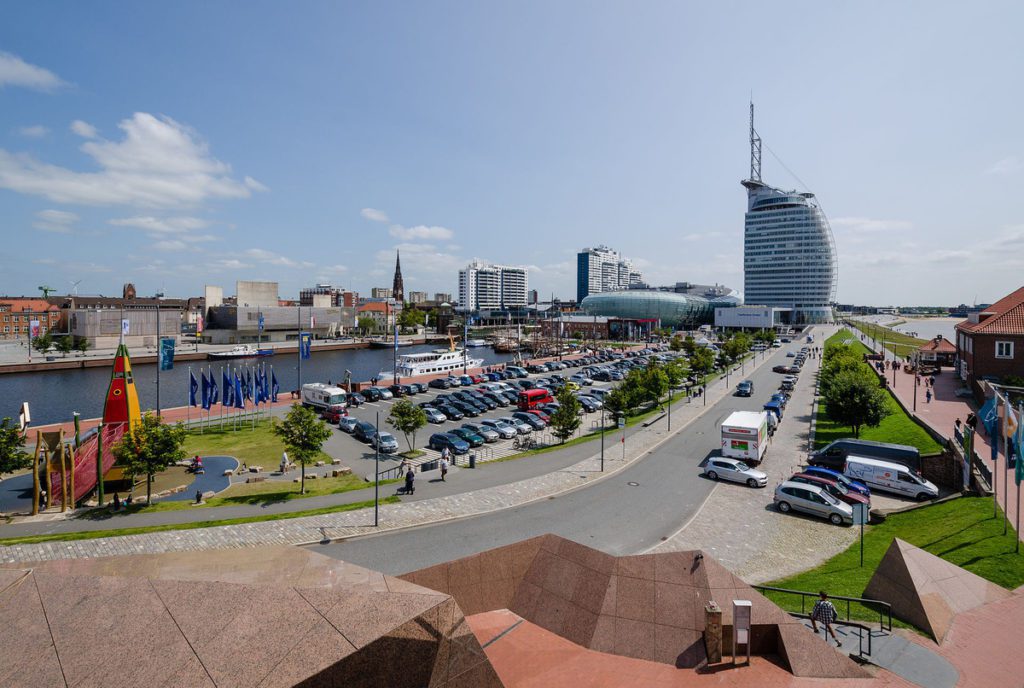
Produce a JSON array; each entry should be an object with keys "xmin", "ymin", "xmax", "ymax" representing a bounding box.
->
[{"xmin": 752, "ymin": 585, "xmax": 892, "ymax": 632}]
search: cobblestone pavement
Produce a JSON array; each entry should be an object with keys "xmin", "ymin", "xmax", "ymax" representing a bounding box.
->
[
  {"xmin": 0, "ymin": 350, "xmax": 780, "ymax": 564},
  {"xmin": 647, "ymin": 327, "xmax": 861, "ymax": 583}
]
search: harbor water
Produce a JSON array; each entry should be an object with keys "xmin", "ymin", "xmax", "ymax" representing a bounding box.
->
[{"xmin": 0, "ymin": 344, "xmax": 516, "ymax": 426}]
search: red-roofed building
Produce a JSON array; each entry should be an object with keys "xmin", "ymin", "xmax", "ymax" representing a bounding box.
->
[
  {"xmin": 918, "ymin": 335, "xmax": 956, "ymax": 367},
  {"xmin": 955, "ymin": 285, "xmax": 1024, "ymax": 397},
  {"xmin": 357, "ymin": 300, "xmax": 395, "ymax": 333},
  {"xmin": 0, "ymin": 298, "xmax": 61, "ymax": 341}
]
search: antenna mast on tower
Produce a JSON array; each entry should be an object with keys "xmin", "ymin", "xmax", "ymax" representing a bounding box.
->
[{"xmin": 749, "ymin": 101, "xmax": 762, "ymax": 182}]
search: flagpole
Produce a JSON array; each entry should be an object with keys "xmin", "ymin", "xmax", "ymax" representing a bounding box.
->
[
  {"xmin": 1017, "ymin": 401, "xmax": 1022, "ymax": 553},
  {"xmin": 251, "ymin": 363, "xmax": 256, "ymax": 431},
  {"xmin": 187, "ymin": 366, "xmax": 191, "ymax": 429},
  {"xmin": 1004, "ymin": 391, "xmax": 1009, "ymax": 536}
]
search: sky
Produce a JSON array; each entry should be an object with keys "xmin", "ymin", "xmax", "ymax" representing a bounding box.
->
[{"xmin": 1, "ymin": 1, "xmax": 1023, "ymax": 307}]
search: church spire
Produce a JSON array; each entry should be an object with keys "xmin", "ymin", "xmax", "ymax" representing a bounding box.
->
[{"xmin": 392, "ymin": 250, "xmax": 404, "ymax": 303}]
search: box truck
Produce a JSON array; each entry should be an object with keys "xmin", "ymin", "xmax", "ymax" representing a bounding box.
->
[{"xmin": 720, "ymin": 411, "xmax": 769, "ymax": 464}]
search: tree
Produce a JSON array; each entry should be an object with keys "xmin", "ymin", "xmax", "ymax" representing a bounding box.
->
[
  {"xmin": 75, "ymin": 337, "xmax": 90, "ymax": 355},
  {"xmin": 111, "ymin": 412, "xmax": 187, "ymax": 505},
  {"xmin": 669, "ymin": 335, "xmax": 683, "ymax": 352},
  {"xmin": 398, "ymin": 307, "xmax": 426, "ymax": 331},
  {"xmin": 54, "ymin": 335, "xmax": 75, "ymax": 358},
  {"xmin": 823, "ymin": 371, "xmax": 892, "ymax": 438},
  {"xmin": 387, "ymin": 399, "xmax": 428, "ymax": 452},
  {"xmin": 32, "ymin": 332, "xmax": 53, "ymax": 355},
  {"xmin": 0, "ymin": 417, "xmax": 30, "ymax": 476},
  {"xmin": 358, "ymin": 317, "xmax": 378, "ymax": 335},
  {"xmin": 273, "ymin": 404, "xmax": 333, "ymax": 494},
  {"xmin": 549, "ymin": 386, "xmax": 582, "ymax": 443},
  {"xmin": 689, "ymin": 347, "xmax": 715, "ymax": 378},
  {"xmin": 637, "ymin": 363, "xmax": 669, "ymax": 407},
  {"xmin": 682, "ymin": 335, "xmax": 697, "ymax": 356}
]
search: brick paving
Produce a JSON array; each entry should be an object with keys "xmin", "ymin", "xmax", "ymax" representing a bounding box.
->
[{"xmin": 0, "ymin": 350, "xmax": 779, "ymax": 564}]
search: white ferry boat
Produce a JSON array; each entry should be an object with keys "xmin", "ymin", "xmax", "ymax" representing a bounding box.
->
[
  {"xmin": 380, "ymin": 341, "xmax": 484, "ymax": 379},
  {"xmin": 207, "ymin": 345, "xmax": 275, "ymax": 360},
  {"xmin": 465, "ymin": 338, "xmax": 488, "ymax": 347}
]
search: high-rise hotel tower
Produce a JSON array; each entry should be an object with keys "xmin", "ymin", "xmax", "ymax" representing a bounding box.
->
[{"xmin": 741, "ymin": 104, "xmax": 837, "ymax": 323}]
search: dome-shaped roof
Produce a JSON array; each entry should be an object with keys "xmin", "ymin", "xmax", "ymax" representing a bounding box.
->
[{"xmin": 580, "ymin": 290, "xmax": 739, "ymax": 327}]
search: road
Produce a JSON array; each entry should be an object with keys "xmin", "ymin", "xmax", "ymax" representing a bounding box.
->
[{"xmin": 309, "ymin": 340, "xmax": 804, "ymax": 574}]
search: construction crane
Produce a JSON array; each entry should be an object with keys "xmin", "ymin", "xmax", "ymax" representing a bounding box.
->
[{"xmin": 38, "ymin": 285, "xmax": 56, "ymax": 298}]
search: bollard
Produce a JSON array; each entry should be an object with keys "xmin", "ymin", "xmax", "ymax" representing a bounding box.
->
[
  {"xmin": 704, "ymin": 601, "xmax": 723, "ymax": 663},
  {"xmin": 469, "ymin": 453, "xmax": 476, "ymax": 469}
]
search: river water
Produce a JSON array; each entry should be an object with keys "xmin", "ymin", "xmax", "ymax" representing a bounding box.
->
[{"xmin": 0, "ymin": 345, "xmax": 515, "ymax": 426}]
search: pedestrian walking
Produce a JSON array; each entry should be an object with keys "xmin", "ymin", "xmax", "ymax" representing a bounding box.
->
[
  {"xmin": 930, "ymin": 374, "xmax": 936, "ymax": 387},
  {"xmin": 966, "ymin": 412, "xmax": 977, "ymax": 431},
  {"xmin": 280, "ymin": 451, "xmax": 289, "ymax": 473},
  {"xmin": 399, "ymin": 458, "xmax": 410, "ymax": 476},
  {"xmin": 811, "ymin": 591, "xmax": 842, "ymax": 647},
  {"xmin": 195, "ymin": 490, "xmax": 202, "ymax": 504},
  {"xmin": 404, "ymin": 467, "xmax": 415, "ymax": 495},
  {"xmin": 440, "ymin": 456, "xmax": 449, "ymax": 481},
  {"xmin": 926, "ymin": 389, "xmax": 932, "ymax": 404},
  {"xmin": 916, "ymin": 376, "xmax": 921, "ymax": 386}
]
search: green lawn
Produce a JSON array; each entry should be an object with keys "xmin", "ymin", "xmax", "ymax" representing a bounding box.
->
[
  {"xmin": 181, "ymin": 421, "xmax": 332, "ymax": 470},
  {"xmin": 848, "ymin": 321, "xmax": 927, "ymax": 360},
  {"xmin": 0, "ymin": 496, "xmax": 401, "ymax": 546},
  {"xmin": 817, "ymin": 331, "xmax": 944, "ymax": 455},
  {"xmin": 763, "ymin": 497, "xmax": 1024, "ymax": 630}
]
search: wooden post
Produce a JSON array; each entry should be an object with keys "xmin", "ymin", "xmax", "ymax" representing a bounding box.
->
[
  {"xmin": 67, "ymin": 442, "xmax": 76, "ymax": 510},
  {"xmin": 43, "ymin": 434, "xmax": 51, "ymax": 513},
  {"xmin": 96, "ymin": 422, "xmax": 105, "ymax": 507},
  {"xmin": 31, "ymin": 432, "xmax": 41, "ymax": 516},
  {"xmin": 59, "ymin": 429, "xmax": 68, "ymax": 512}
]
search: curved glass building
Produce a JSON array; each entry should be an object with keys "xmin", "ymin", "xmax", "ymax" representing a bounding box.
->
[{"xmin": 580, "ymin": 288, "xmax": 741, "ymax": 328}]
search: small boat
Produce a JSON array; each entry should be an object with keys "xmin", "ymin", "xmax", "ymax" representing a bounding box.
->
[
  {"xmin": 465, "ymin": 338, "xmax": 488, "ymax": 347},
  {"xmin": 207, "ymin": 345, "xmax": 275, "ymax": 360},
  {"xmin": 368, "ymin": 338, "xmax": 415, "ymax": 349}
]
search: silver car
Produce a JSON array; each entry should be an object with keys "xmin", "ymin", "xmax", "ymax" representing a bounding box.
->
[
  {"xmin": 774, "ymin": 480, "xmax": 853, "ymax": 525},
  {"xmin": 703, "ymin": 458, "xmax": 767, "ymax": 488},
  {"xmin": 500, "ymin": 416, "xmax": 532, "ymax": 434},
  {"xmin": 424, "ymin": 407, "xmax": 447, "ymax": 424},
  {"xmin": 481, "ymin": 419, "xmax": 518, "ymax": 439},
  {"xmin": 462, "ymin": 423, "xmax": 500, "ymax": 443}
]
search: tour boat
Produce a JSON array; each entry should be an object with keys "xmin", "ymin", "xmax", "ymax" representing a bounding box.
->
[
  {"xmin": 378, "ymin": 339, "xmax": 483, "ymax": 379},
  {"xmin": 207, "ymin": 345, "xmax": 275, "ymax": 360}
]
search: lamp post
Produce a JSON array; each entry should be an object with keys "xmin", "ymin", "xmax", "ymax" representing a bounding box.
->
[
  {"xmin": 155, "ymin": 291, "xmax": 164, "ymax": 416},
  {"xmin": 374, "ymin": 410, "xmax": 380, "ymax": 527},
  {"xmin": 600, "ymin": 406, "xmax": 605, "ymax": 472},
  {"xmin": 668, "ymin": 384, "xmax": 675, "ymax": 431}
]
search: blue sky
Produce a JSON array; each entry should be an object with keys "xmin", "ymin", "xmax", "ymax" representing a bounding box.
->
[{"xmin": 1, "ymin": 1, "xmax": 1022, "ymax": 306}]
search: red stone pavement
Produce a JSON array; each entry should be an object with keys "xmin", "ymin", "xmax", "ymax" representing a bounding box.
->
[
  {"xmin": 467, "ymin": 609, "xmax": 914, "ymax": 687},
  {"xmin": 860, "ymin": 333, "xmax": 1024, "ymax": 543}
]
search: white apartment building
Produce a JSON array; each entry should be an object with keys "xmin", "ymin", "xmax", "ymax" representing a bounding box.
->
[
  {"xmin": 458, "ymin": 261, "xmax": 528, "ymax": 311},
  {"xmin": 577, "ymin": 245, "xmax": 643, "ymax": 302}
]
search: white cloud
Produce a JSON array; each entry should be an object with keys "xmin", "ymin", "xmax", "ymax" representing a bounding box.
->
[
  {"xmin": 831, "ymin": 217, "xmax": 914, "ymax": 232},
  {"xmin": 244, "ymin": 175, "xmax": 269, "ymax": 192},
  {"xmin": 986, "ymin": 156, "xmax": 1024, "ymax": 175},
  {"xmin": 18, "ymin": 125, "xmax": 49, "ymax": 138},
  {"xmin": 34, "ymin": 208, "xmax": 79, "ymax": 233},
  {"xmin": 153, "ymin": 239, "xmax": 188, "ymax": 251},
  {"xmin": 70, "ymin": 120, "xmax": 98, "ymax": 139},
  {"xmin": 208, "ymin": 258, "xmax": 251, "ymax": 270},
  {"xmin": 374, "ymin": 242, "xmax": 463, "ymax": 275},
  {"xmin": 389, "ymin": 224, "xmax": 455, "ymax": 241},
  {"xmin": 109, "ymin": 215, "xmax": 211, "ymax": 233},
  {"xmin": 0, "ymin": 51, "xmax": 66, "ymax": 91},
  {"xmin": 361, "ymin": 207, "xmax": 389, "ymax": 223},
  {"xmin": 243, "ymin": 247, "xmax": 312, "ymax": 268},
  {"xmin": 0, "ymin": 112, "xmax": 254, "ymax": 207}
]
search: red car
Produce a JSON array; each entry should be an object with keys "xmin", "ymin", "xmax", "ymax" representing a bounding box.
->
[
  {"xmin": 524, "ymin": 409, "xmax": 550, "ymax": 424},
  {"xmin": 471, "ymin": 374, "xmax": 487, "ymax": 383},
  {"xmin": 321, "ymin": 407, "xmax": 348, "ymax": 424},
  {"xmin": 789, "ymin": 473, "xmax": 870, "ymax": 507}
]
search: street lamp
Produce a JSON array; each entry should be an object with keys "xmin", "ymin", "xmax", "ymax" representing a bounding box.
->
[
  {"xmin": 155, "ymin": 291, "xmax": 164, "ymax": 416},
  {"xmin": 600, "ymin": 406, "xmax": 605, "ymax": 472},
  {"xmin": 374, "ymin": 410, "xmax": 380, "ymax": 526}
]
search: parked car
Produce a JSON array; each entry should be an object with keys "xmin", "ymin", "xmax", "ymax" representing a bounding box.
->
[
  {"xmin": 338, "ymin": 416, "xmax": 359, "ymax": 433},
  {"xmin": 774, "ymin": 481, "xmax": 853, "ymax": 525},
  {"xmin": 459, "ymin": 375, "xmax": 475, "ymax": 386},
  {"xmin": 424, "ymin": 407, "xmax": 447, "ymax": 424},
  {"xmin": 435, "ymin": 404, "xmax": 464, "ymax": 421},
  {"xmin": 375, "ymin": 387, "xmax": 394, "ymax": 400},
  {"xmin": 462, "ymin": 422, "xmax": 499, "ymax": 442},
  {"xmin": 388, "ymin": 384, "xmax": 405, "ymax": 398},
  {"xmin": 501, "ymin": 416, "xmax": 533, "ymax": 434},
  {"xmin": 428, "ymin": 377, "xmax": 450, "ymax": 389},
  {"xmin": 449, "ymin": 427, "xmax": 484, "ymax": 447},
  {"xmin": 512, "ymin": 412, "xmax": 546, "ymax": 430},
  {"xmin": 844, "ymin": 456, "xmax": 938, "ymax": 500},
  {"xmin": 703, "ymin": 458, "xmax": 768, "ymax": 487},
  {"xmin": 428, "ymin": 432, "xmax": 470, "ymax": 455},
  {"xmin": 483, "ymin": 392, "xmax": 509, "ymax": 407},
  {"xmin": 445, "ymin": 376, "xmax": 462, "ymax": 387},
  {"xmin": 803, "ymin": 465, "xmax": 871, "ymax": 497},
  {"xmin": 347, "ymin": 392, "xmax": 366, "ymax": 407},
  {"xmin": 788, "ymin": 472, "xmax": 870, "ymax": 507},
  {"xmin": 575, "ymin": 395, "xmax": 597, "ymax": 413},
  {"xmin": 353, "ymin": 420, "xmax": 377, "ymax": 442},
  {"xmin": 577, "ymin": 394, "xmax": 602, "ymax": 410},
  {"xmin": 321, "ymin": 407, "xmax": 347, "ymax": 424},
  {"xmin": 451, "ymin": 401, "xmax": 480, "ymax": 418},
  {"xmin": 810, "ymin": 439, "xmax": 921, "ymax": 473},
  {"xmin": 481, "ymin": 419, "xmax": 518, "ymax": 439},
  {"xmin": 362, "ymin": 387, "xmax": 382, "ymax": 402},
  {"xmin": 370, "ymin": 432, "xmax": 399, "ymax": 454}
]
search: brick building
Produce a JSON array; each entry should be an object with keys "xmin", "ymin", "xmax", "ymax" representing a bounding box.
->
[
  {"xmin": 357, "ymin": 301, "xmax": 396, "ymax": 332},
  {"xmin": 0, "ymin": 298, "xmax": 61, "ymax": 340},
  {"xmin": 956, "ymin": 285, "xmax": 1024, "ymax": 398}
]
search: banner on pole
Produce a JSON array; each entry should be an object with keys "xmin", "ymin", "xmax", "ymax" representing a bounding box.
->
[
  {"xmin": 159, "ymin": 337, "xmax": 175, "ymax": 371},
  {"xmin": 300, "ymin": 332, "xmax": 312, "ymax": 360},
  {"xmin": 121, "ymin": 319, "xmax": 130, "ymax": 336},
  {"xmin": 29, "ymin": 320, "xmax": 40, "ymax": 339}
]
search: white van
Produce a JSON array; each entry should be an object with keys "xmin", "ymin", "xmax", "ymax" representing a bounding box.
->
[
  {"xmin": 844, "ymin": 456, "xmax": 938, "ymax": 501},
  {"xmin": 301, "ymin": 383, "xmax": 348, "ymax": 412}
]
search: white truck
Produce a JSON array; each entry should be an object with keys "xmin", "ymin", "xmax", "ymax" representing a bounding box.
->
[
  {"xmin": 843, "ymin": 455, "xmax": 938, "ymax": 501},
  {"xmin": 720, "ymin": 411, "xmax": 769, "ymax": 464},
  {"xmin": 301, "ymin": 383, "xmax": 348, "ymax": 412}
]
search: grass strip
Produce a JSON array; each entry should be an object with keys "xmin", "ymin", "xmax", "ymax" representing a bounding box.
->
[{"xmin": 0, "ymin": 496, "xmax": 400, "ymax": 546}]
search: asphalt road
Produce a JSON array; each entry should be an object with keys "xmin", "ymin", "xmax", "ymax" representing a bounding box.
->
[{"xmin": 309, "ymin": 341, "xmax": 804, "ymax": 574}]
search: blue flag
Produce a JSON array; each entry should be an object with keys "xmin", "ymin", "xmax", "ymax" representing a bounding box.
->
[
  {"xmin": 258, "ymin": 368, "xmax": 268, "ymax": 403},
  {"xmin": 271, "ymin": 370, "xmax": 279, "ymax": 402},
  {"xmin": 254, "ymin": 369, "xmax": 263, "ymax": 405},
  {"xmin": 221, "ymin": 369, "xmax": 231, "ymax": 407},
  {"xmin": 980, "ymin": 396, "xmax": 999, "ymax": 463},
  {"xmin": 201, "ymin": 371, "xmax": 211, "ymax": 410},
  {"xmin": 233, "ymin": 372, "xmax": 244, "ymax": 409},
  {"xmin": 300, "ymin": 332, "xmax": 312, "ymax": 360},
  {"xmin": 189, "ymin": 370, "xmax": 199, "ymax": 407},
  {"xmin": 261, "ymin": 367, "xmax": 270, "ymax": 401},
  {"xmin": 159, "ymin": 337, "xmax": 175, "ymax": 371},
  {"xmin": 209, "ymin": 372, "xmax": 219, "ymax": 406},
  {"xmin": 243, "ymin": 368, "xmax": 252, "ymax": 401}
]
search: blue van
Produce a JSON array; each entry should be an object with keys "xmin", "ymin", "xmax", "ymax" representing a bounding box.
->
[
  {"xmin": 803, "ymin": 465, "xmax": 870, "ymax": 497},
  {"xmin": 764, "ymin": 400, "xmax": 783, "ymax": 421}
]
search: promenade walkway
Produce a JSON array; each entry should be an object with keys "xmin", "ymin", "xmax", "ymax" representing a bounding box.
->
[
  {"xmin": 0, "ymin": 347, "xmax": 780, "ymax": 564},
  {"xmin": 855, "ymin": 329, "xmax": 1024, "ymax": 543}
]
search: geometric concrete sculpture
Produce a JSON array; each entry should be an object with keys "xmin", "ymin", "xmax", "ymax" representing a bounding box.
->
[
  {"xmin": 0, "ymin": 546, "xmax": 502, "ymax": 688},
  {"xmin": 400, "ymin": 533, "xmax": 868, "ymax": 679},
  {"xmin": 864, "ymin": 537, "xmax": 1011, "ymax": 643}
]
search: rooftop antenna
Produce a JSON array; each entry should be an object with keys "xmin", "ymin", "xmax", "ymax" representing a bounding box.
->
[{"xmin": 749, "ymin": 101, "xmax": 762, "ymax": 182}]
